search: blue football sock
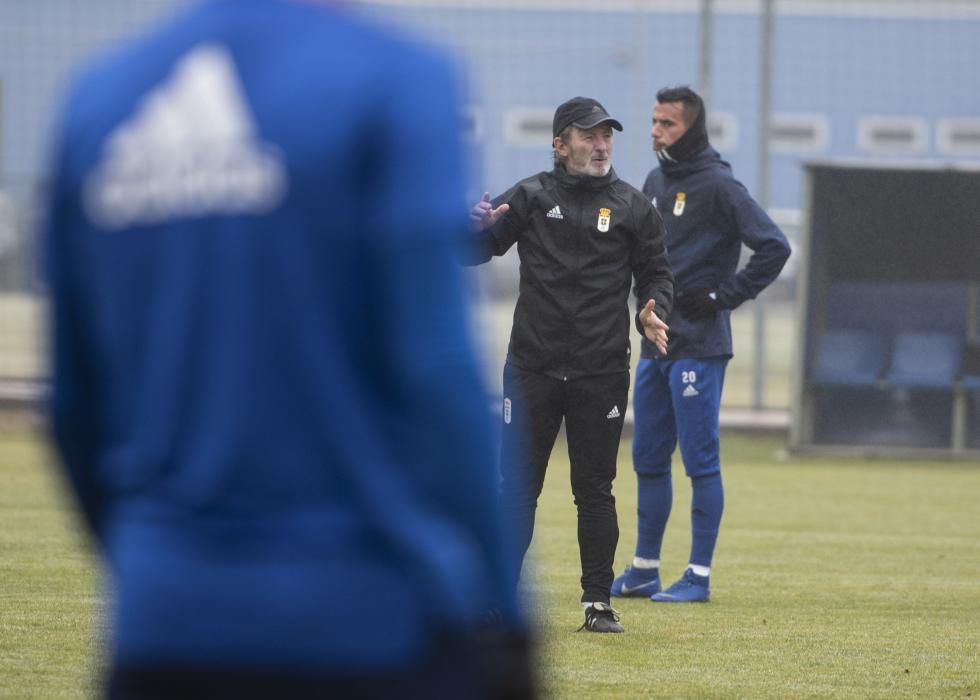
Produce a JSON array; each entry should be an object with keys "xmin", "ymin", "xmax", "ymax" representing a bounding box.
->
[
  {"xmin": 690, "ymin": 472, "xmax": 724, "ymax": 568},
  {"xmin": 636, "ymin": 472, "xmax": 672, "ymax": 560}
]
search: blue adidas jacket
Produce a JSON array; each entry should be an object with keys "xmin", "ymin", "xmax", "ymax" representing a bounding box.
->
[
  {"xmin": 640, "ymin": 146, "xmax": 791, "ymax": 359},
  {"xmin": 45, "ymin": 0, "xmax": 521, "ymax": 672}
]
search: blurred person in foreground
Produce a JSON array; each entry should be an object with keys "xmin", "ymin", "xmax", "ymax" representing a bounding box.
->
[
  {"xmin": 612, "ymin": 86, "xmax": 790, "ymax": 604},
  {"xmin": 468, "ymin": 97, "xmax": 674, "ymax": 634},
  {"xmin": 43, "ymin": 1, "xmax": 533, "ymax": 697}
]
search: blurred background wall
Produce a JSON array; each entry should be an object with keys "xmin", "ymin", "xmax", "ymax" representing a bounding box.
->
[{"xmin": 2, "ymin": 0, "xmax": 978, "ymax": 418}]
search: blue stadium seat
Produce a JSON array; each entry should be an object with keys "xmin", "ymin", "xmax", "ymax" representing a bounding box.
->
[
  {"xmin": 827, "ymin": 282, "xmax": 968, "ymax": 336},
  {"xmin": 811, "ymin": 330, "xmax": 887, "ymax": 386},
  {"xmin": 885, "ymin": 332, "xmax": 962, "ymax": 387}
]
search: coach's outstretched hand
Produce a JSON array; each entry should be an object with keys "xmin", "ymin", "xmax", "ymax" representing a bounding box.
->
[
  {"xmin": 639, "ymin": 299, "xmax": 669, "ymax": 355},
  {"xmin": 470, "ymin": 192, "xmax": 510, "ymax": 231}
]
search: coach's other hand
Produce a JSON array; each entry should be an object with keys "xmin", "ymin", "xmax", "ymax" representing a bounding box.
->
[
  {"xmin": 640, "ymin": 299, "xmax": 669, "ymax": 355},
  {"xmin": 470, "ymin": 192, "xmax": 510, "ymax": 232}
]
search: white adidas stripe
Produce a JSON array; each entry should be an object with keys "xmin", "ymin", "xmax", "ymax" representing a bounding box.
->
[{"xmin": 84, "ymin": 44, "xmax": 287, "ymax": 229}]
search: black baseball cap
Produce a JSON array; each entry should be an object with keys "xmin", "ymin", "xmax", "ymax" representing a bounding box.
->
[{"xmin": 552, "ymin": 97, "xmax": 623, "ymax": 137}]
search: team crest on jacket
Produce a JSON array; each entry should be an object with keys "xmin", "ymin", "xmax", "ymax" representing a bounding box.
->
[
  {"xmin": 673, "ymin": 192, "xmax": 686, "ymax": 216},
  {"xmin": 597, "ymin": 207, "xmax": 611, "ymax": 232}
]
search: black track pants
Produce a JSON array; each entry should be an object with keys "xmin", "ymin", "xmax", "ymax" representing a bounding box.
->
[{"xmin": 498, "ymin": 363, "xmax": 629, "ymax": 604}]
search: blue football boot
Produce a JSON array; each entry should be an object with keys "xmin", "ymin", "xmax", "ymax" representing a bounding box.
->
[
  {"xmin": 610, "ymin": 566, "xmax": 661, "ymax": 598},
  {"xmin": 650, "ymin": 568, "xmax": 710, "ymax": 602}
]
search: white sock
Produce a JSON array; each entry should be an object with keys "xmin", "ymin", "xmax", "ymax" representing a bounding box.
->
[
  {"xmin": 688, "ymin": 564, "xmax": 710, "ymax": 577},
  {"xmin": 632, "ymin": 557, "xmax": 660, "ymax": 569}
]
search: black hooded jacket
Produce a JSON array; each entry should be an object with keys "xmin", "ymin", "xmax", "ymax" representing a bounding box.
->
[{"xmin": 471, "ymin": 165, "xmax": 674, "ymax": 379}]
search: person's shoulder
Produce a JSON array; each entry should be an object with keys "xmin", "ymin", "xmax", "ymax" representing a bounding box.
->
[
  {"xmin": 686, "ymin": 152, "xmax": 746, "ymax": 202},
  {"xmin": 612, "ymin": 177, "xmax": 655, "ymax": 207},
  {"xmin": 62, "ymin": 13, "xmax": 176, "ymax": 103},
  {"xmin": 268, "ymin": 6, "xmax": 462, "ymax": 119},
  {"xmin": 640, "ymin": 166, "xmax": 664, "ymax": 198},
  {"xmin": 519, "ymin": 171, "xmax": 555, "ymax": 193},
  {"xmin": 710, "ymin": 163, "xmax": 757, "ymax": 203},
  {"xmin": 260, "ymin": 6, "xmax": 462, "ymax": 85},
  {"xmin": 55, "ymin": 7, "xmax": 194, "ymax": 138},
  {"xmin": 497, "ymin": 171, "xmax": 549, "ymax": 207},
  {"xmin": 643, "ymin": 166, "xmax": 663, "ymax": 183}
]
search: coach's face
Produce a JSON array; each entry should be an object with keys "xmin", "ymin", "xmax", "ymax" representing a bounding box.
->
[
  {"xmin": 651, "ymin": 101, "xmax": 688, "ymax": 152},
  {"xmin": 556, "ymin": 124, "xmax": 613, "ymax": 177}
]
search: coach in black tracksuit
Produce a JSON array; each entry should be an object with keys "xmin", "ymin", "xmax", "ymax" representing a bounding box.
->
[{"xmin": 469, "ymin": 97, "xmax": 674, "ymax": 633}]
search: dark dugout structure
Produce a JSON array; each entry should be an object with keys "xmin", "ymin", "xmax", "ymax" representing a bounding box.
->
[{"xmin": 791, "ymin": 161, "xmax": 980, "ymax": 456}]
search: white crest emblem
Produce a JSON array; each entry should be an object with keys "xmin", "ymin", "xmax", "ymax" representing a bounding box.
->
[
  {"xmin": 597, "ymin": 207, "xmax": 611, "ymax": 233},
  {"xmin": 673, "ymin": 192, "xmax": 686, "ymax": 216}
]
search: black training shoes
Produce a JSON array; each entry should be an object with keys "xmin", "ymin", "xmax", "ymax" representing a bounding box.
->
[{"xmin": 577, "ymin": 602, "xmax": 624, "ymax": 633}]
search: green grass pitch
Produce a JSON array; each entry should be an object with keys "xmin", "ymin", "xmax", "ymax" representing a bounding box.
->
[{"xmin": 1, "ymin": 425, "xmax": 978, "ymax": 698}]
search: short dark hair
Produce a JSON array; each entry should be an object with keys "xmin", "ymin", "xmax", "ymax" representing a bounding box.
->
[{"xmin": 656, "ymin": 85, "xmax": 702, "ymax": 128}]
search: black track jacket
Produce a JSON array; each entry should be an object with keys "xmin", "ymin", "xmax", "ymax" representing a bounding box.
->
[{"xmin": 471, "ymin": 165, "xmax": 674, "ymax": 380}]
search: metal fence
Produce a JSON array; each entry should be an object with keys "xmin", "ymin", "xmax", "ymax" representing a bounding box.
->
[{"xmin": 2, "ymin": 0, "xmax": 979, "ymax": 412}]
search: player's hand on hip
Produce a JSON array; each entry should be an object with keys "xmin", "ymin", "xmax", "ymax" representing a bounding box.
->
[
  {"xmin": 470, "ymin": 192, "xmax": 510, "ymax": 232},
  {"xmin": 640, "ymin": 299, "xmax": 669, "ymax": 355},
  {"xmin": 676, "ymin": 288, "xmax": 722, "ymax": 321}
]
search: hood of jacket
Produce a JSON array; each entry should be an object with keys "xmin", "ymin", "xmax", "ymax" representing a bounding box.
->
[{"xmin": 658, "ymin": 145, "xmax": 731, "ymax": 180}]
